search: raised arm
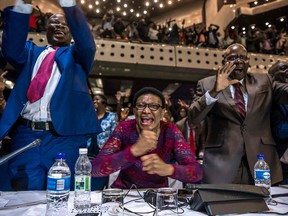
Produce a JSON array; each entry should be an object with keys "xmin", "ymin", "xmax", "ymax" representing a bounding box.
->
[{"xmin": 59, "ymin": 0, "xmax": 96, "ymax": 74}]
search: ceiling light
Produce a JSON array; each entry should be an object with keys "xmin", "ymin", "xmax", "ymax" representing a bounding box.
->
[
  {"xmin": 159, "ymin": 3, "xmax": 164, "ymax": 8},
  {"xmin": 89, "ymin": 4, "xmax": 93, "ymax": 9},
  {"xmin": 80, "ymin": 0, "xmax": 85, "ymax": 4}
]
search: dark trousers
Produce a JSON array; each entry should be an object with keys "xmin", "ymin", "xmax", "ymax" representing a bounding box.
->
[
  {"xmin": 232, "ymin": 156, "xmax": 254, "ymax": 185},
  {"xmin": 9, "ymin": 124, "xmax": 87, "ymax": 190}
]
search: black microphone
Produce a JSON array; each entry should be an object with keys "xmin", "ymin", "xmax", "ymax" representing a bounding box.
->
[{"xmin": 0, "ymin": 139, "xmax": 41, "ymax": 166}]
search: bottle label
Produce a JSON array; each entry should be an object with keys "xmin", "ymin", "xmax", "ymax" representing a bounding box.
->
[
  {"xmin": 255, "ymin": 170, "xmax": 270, "ymax": 180},
  {"xmin": 47, "ymin": 176, "xmax": 71, "ymax": 191},
  {"xmin": 75, "ymin": 175, "xmax": 91, "ymax": 191}
]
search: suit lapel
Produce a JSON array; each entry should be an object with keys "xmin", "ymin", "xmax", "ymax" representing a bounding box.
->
[
  {"xmin": 245, "ymin": 74, "xmax": 257, "ymax": 118},
  {"xmin": 222, "ymin": 87, "xmax": 234, "ymax": 108}
]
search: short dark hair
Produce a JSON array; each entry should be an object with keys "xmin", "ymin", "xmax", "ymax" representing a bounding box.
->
[{"xmin": 133, "ymin": 87, "xmax": 165, "ymax": 108}]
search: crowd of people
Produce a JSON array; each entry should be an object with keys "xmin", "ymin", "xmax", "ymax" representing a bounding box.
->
[
  {"xmin": 0, "ymin": 4, "xmax": 287, "ymax": 56},
  {"xmin": 90, "ymin": 10, "xmax": 288, "ymax": 56},
  {"xmin": 0, "ymin": 0, "xmax": 288, "ymax": 193}
]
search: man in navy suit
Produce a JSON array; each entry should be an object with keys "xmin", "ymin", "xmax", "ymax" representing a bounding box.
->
[{"xmin": 0, "ymin": 0, "xmax": 101, "ymax": 190}]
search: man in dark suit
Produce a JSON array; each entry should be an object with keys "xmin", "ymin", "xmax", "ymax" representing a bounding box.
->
[
  {"xmin": 189, "ymin": 43, "xmax": 288, "ymax": 185},
  {"xmin": 269, "ymin": 61, "xmax": 288, "ymax": 184},
  {"xmin": 0, "ymin": 0, "xmax": 101, "ymax": 190}
]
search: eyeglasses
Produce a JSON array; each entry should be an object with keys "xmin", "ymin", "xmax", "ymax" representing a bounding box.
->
[
  {"xmin": 135, "ymin": 103, "xmax": 162, "ymax": 111},
  {"xmin": 225, "ymin": 55, "xmax": 248, "ymax": 62}
]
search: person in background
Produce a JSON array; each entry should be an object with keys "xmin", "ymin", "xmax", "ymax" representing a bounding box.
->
[
  {"xmin": 92, "ymin": 87, "xmax": 203, "ymax": 189},
  {"xmin": 0, "ymin": 0, "xmax": 101, "ymax": 190},
  {"xmin": 115, "ymin": 89, "xmax": 134, "ymax": 121},
  {"xmin": 87, "ymin": 93, "xmax": 117, "ymax": 190},
  {"xmin": 176, "ymin": 117, "xmax": 206, "ymax": 159},
  {"xmin": 269, "ymin": 61, "xmax": 288, "ymax": 184},
  {"xmin": 0, "ymin": 71, "xmax": 7, "ymax": 114},
  {"xmin": 189, "ymin": 43, "xmax": 288, "ymax": 185}
]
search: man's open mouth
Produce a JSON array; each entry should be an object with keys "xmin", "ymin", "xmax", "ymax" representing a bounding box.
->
[{"xmin": 54, "ymin": 30, "xmax": 65, "ymax": 37}]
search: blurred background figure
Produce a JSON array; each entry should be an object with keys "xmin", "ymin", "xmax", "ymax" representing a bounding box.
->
[
  {"xmin": 269, "ymin": 61, "xmax": 288, "ymax": 184},
  {"xmin": 88, "ymin": 93, "xmax": 118, "ymax": 190}
]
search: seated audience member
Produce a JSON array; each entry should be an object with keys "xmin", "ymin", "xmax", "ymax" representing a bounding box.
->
[
  {"xmin": 189, "ymin": 43, "xmax": 288, "ymax": 185},
  {"xmin": 92, "ymin": 87, "xmax": 203, "ymax": 189},
  {"xmin": 269, "ymin": 61, "xmax": 288, "ymax": 184}
]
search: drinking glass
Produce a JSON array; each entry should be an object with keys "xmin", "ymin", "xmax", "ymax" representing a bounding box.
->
[
  {"xmin": 156, "ymin": 188, "xmax": 178, "ymax": 216},
  {"xmin": 101, "ymin": 188, "xmax": 124, "ymax": 216}
]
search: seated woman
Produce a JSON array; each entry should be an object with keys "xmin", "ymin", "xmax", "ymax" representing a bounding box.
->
[{"xmin": 91, "ymin": 87, "xmax": 203, "ymax": 189}]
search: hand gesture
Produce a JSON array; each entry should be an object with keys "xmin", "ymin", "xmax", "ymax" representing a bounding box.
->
[
  {"xmin": 141, "ymin": 154, "xmax": 174, "ymax": 176},
  {"xmin": 210, "ymin": 62, "xmax": 238, "ymax": 97},
  {"xmin": 120, "ymin": 107, "xmax": 129, "ymax": 121},
  {"xmin": 131, "ymin": 130, "xmax": 158, "ymax": 157},
  {"xmin": 177, "ymin": 99, "xmax": 189, "ymax": 108}
]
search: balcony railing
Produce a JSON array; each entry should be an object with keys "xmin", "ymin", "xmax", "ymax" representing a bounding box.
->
[{"xmin": 1, "ymin": 32, "xmax": 288, "ymax": 81}]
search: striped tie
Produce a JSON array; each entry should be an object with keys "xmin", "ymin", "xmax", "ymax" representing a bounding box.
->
[{"xmin": 233, "ymin": 83, "xmax": 246, "ymax": 120}]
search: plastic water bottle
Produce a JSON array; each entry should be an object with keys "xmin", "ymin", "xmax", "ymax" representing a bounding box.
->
[
  {"xmin": 74, "ymin": 148, "xmax": 92, "ymax": 210},
  {"xmin": 46, "ymin": 153, "xmax": 71, "ymax": 216},
  {"xmin": 254, "ymin": 154, "xmax": 271, "ymax": 196}
]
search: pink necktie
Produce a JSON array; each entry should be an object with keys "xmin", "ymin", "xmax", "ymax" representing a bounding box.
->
[
  {"xmin": 234, "ymin": 83, "xmax": 246, "ymax": 120},
  {"xmin": 26, "ymin": 47, "xmax": 59, "ymax": 103}
]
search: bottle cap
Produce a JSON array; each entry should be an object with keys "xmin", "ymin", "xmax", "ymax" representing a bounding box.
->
[
  {"xmin": 79, "ymin": 148, "xmax": 88, "ymax": 154},
  {"xmin": 56, "ymin": 153, "xmax": 66, "ymax": 160},
  {"xmin": 257, "ymin": 154, "xmax": 264, "ymax": 160}
]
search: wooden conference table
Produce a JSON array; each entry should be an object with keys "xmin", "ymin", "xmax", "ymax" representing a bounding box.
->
[{"xmin": 0, "ymin": 187, "xmax": 287, "ymax": 216}]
